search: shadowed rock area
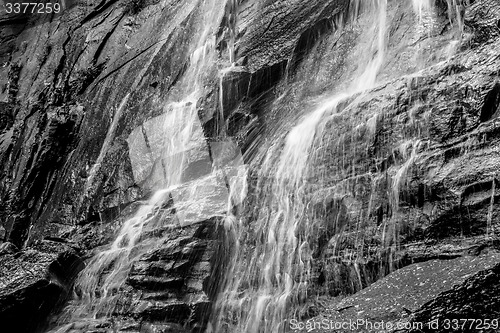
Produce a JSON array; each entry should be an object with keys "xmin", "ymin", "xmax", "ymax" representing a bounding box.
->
[
  {"xmin": 1, "ymin": 0, "xmax": 500, "ymax": 332},
  {"xmin": 0, "ymin": 240, "xmax": 82, "ymax": 332}
]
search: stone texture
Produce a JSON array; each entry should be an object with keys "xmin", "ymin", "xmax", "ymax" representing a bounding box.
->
[
  {"xmin": 0, "ymin": 240, "xmax": 82, "ymax": 333},
  {"xmin": 409, "ymin": 261, "xmax": 500, "ymax": 333},
  {"xmin": 281, "ymin": 0, "xmax": 500, "ymax": 297},
  {"xmin": 47, "ymin": 219, "xmax": 222, "ymax": 333},
  {"xmin": 300, "ymin": 252, "xmax": 500, "ymax": 332}
]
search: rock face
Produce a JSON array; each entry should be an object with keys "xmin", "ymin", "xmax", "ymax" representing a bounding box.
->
[
  {"xmin": 124, "ymin": 220, "xmax": 221, "ymax": 332},
  {"xmin": 300, "ymin": 252, "xmax": 500, "ymax": 332},
  {"xmin": 0, "ymin": 240, "xmax": 82, "ymax": 333},
  {"xmin": 409, "ymin": 261, "xmax": 500, "ymax": 333},
  {"xmin": 47, "ymin": 219, "xmax": 222, "ymax": 333},
  {"xmin": 0, "ymin": 0, "xmax": 500, "ymax": 332},
  {"xmin": 304, "ymin": 0, "xmax": 500, "ymax": 293}
]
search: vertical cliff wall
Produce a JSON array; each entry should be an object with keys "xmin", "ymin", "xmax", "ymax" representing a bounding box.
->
[{"xmin": 1, "ymin": 0, "xmax": 500, "ymax": 332}]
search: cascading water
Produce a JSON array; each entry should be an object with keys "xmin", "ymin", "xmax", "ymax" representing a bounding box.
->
[
  {"xmin": 48, "ymin": 0, "xmax": 466, "ymax": 332},
  {"xmin": 211, "ymin": 1, "xmax": 390, "ymax": 332},
  {"xmin": 212, "ymin": 0, "xmax": 465, "ymax": 332},
  {"xmin": 412, "ymin": 0, "xmax": 435, "ymax": 38},
  {"xmin": 412, "ymin": 0, "xmax": 432, "ymax": 23},
  {"xmin": 49, "ymin": 0, "xmax": 245, "ymax": 331},
  {"xmin": 74, "ymin": 94, "xmax": 208, "ymax": 318}
]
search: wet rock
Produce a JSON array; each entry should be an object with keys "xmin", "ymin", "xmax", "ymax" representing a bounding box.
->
[
  {"xmin": 126, "ymin": 110, "xmax": 211, "ymax": 189},
  {"xmin": 0, "ymin": 0, "xmax": 499, "ymax": 330},
  {"xmin": 219, "ymin": 66, "xmax": 251, "ymax": 114},
  {"xmin": 305, "ymin": 253, "xmax": 500, "ymax": 332},
  {"xmin": 0, "ymin": 225, "xmax": 6, "ymax": 241},
  {"xmin": 236, "ymin": 0, "xmax": 351, "ymax": 72},
  {"xmin": 0, "ymin": 102, "xmax": 14, "ymax": 134},
  {"xmin": 102, "ymin": 219, "xmax": 223, "ymax": 332},
  {"xmin": 138, "ymin": 302, "xmax": 191, "ymax": 322},
  {"xmin": 0, "ymin": 0, "xmax": 357, "ymax": 244},
  {"xmin": 139, "ymin": 322, "xmax": 190, "ymax": 333},
  {"xmin": 128, "ymin": 276, "xmax": 185, "ymax": 291},
  {"xmin": 285, "ymin": 0, "xmax": 500, "ymax": 300},
  {"xmin": 0, "ymin": 240, "xmax": 82, "ymax": 333}
]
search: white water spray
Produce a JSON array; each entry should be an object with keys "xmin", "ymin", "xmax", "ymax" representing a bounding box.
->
[
  {"xmin": 412, "ymin": 0, "xmax": 432, "ymax": 23},
  {"xmin": 212, "ymin": 1, "xmax": 389, "ymax": 332},
  {"xmin": 52, "ymin": 0, "xmax": 469, "ymax": 331},
  {"xmin": 54, "ymin": 0, "xmax": 244, "ymax": 329}
]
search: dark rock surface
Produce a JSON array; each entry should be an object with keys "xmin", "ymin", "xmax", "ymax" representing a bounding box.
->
[
  {"xmin": 409, "ymin": 261, "xmax": 500, "ymax": 333},
  {"xmin": 122, "ymin": 219, "xmax": 221, "ymax": 331},
  {"xmin": 0, "ymin": 240, "xmax": 82, "ymax": 333},
  {"xmin": 291, "ymin": 0, "xmax": 500, "ymax": 297},
  {"xmin": 0, "ymin": 0, "xmax": 500, "ymax": 331},
  {"xmin": 47, "ymin": 219, "xmax": 221, "ymax": 333},
  {"xmin": 300, "ymin": 252, "xmax": 500, "ymax": 332}
]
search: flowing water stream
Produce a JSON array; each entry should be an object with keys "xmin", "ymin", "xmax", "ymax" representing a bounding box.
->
[
  {"xmin": 211, "ymin": 2, "xmax": 390, "ymax": 332},
  {"xmin": 212, "ymin": 0, "xmax": 464, "ymax": 332},
  {"xmin": 52, "ymin": 0, "xmax": 240, "ymax": 330},
  {"xmin": 51, "ymin": 0, "xmax": 465, "ymax": 332}
]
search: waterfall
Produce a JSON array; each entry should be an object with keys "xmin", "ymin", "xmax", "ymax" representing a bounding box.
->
[
  {"xmin": 48, "ymin": 0, "xmax": 467, "ymax": 332},
  {"xmin": 213, "ymin": 0, "xmax": 464, "ymax": 331},
  {"xmin": 212, "ymin": 1, "xmax": 389, "ymax": 332},
  {"xmin": 75, "ymin": 93, "xmax": 207, "ymax": 317},
  {"xmin": 50, "ymin": 0, "xmax": 243, "ymax": 330},
  {"xmin": 412, "ymin": 0, "xmax": 432, "ymax": 24}
]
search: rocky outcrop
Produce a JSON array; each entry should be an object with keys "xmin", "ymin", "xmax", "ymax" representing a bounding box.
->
[
  {"xmin": 0, "ymin": 240, "xmax": 82, "ymax": 333},
  {"xmin": 291, "ymin": 0, "xmax": 500, "ymax": 296},
  {"xmin": 0, "ymin": 0, "xmax": 359, "ymax": 329},
  {"xmin": 298, "ymin": 251, "xmax": 500, "ymax": 332},
  {"xmin": 0, "ymin": 0, "xmax": 358, "ymax": 246},
  {"xmin": 409, "ymin": 261, "xmax": 500, "ymax": 333},
  {"xmin": 123, "ymin": 219, "xmax": 221, "ymax": 332},
  {"xmin": 47, "ymin": 219, "xmax": 222, "ymax": 333}
]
